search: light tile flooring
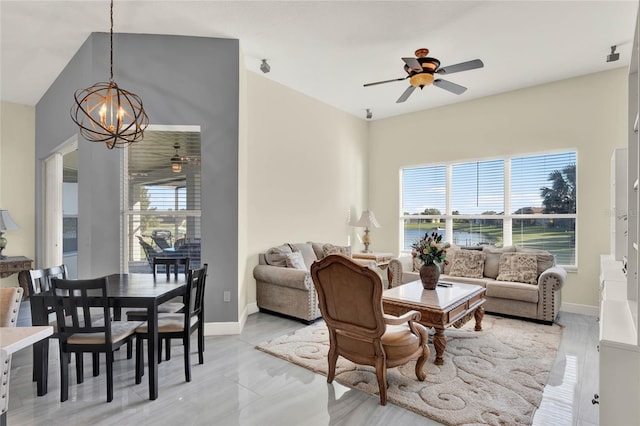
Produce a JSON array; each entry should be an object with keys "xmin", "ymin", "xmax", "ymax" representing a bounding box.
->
[{"xmin": 8, "ymin": 309, "xmax": 599, "ymax": 425}]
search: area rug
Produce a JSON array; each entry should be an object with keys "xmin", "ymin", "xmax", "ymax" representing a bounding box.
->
[{"xmin": 256, "ymin": 315, "xmax": 562, "ymax": 425}]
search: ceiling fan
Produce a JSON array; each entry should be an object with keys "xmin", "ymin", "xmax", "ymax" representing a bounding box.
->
[{"xmin": 363, "ymin": 48, "xmax": 484, "ymax": 103}]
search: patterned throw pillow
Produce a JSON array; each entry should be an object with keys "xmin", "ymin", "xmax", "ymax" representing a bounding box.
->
[
  {"xmin": 412, "ymin": 256, "xmax": 422, "ymax": 273},
  {"xmin": 322, "ymin": 243, "xmax": 352, "ymax": 258},
  {"xmin": 496, "ymin": 253, "xmax": 538, "ymax": 284},
  {"xmin": 285, "ymin": 252, "xmax": 307, "ymax": 270},
  {"xmin": 448, "ymin": 250, "xmax": 486, "ymax": 278},
  {"xmin": 443, "ymin": 249, "xmax": 458, "ymax": 275}
]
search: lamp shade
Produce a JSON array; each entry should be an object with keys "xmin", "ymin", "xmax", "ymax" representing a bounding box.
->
[
  {"xmin": 355, "ymin": 210, "xmax": 380, "ymax": 228},
  {"xmin": 0, "ymin": 210, "xmax": 18, "ymax": 231}
]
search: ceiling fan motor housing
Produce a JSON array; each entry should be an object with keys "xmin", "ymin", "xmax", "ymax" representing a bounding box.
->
[{"xmin": 405, "ymin": 57, "xmax": 441, "ymax": 88}]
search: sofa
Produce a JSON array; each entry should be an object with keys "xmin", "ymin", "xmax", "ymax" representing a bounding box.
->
[
  {"xmin": 253, "ymin": 242, "xmax": 382, "ymax": 323},
  {"xmin": 388, "ymin": 245, "xmax": 567, "ymax": 324}
]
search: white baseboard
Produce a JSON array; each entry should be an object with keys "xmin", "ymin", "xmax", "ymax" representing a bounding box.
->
[
  {"xmin": 203, "ymin": 302, "xmax": 260, "ymax": 336},
  {"xmin": 560, "ymin": 302, "xmax": 599, "ymax": 317}
]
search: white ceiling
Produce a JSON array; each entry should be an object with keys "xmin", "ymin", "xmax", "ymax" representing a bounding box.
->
[{"xmin": 1, "ymin": 1, "xmax": 637, "ymax": 120}]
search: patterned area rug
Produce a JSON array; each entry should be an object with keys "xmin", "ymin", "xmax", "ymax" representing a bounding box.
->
[{"xmin": 256, "ymin": 315, "xmax": 562, "ymax": 425}]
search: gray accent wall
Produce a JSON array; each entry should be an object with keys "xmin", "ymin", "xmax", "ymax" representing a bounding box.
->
[{"xmin": 35, "ymin": 33, "xmax": 240, "ymax": 322}]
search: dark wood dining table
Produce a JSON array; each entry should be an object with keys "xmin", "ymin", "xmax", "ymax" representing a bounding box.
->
[{"xmin": 29, "ymin": 273, "xmax": 186, "ymax": 400}]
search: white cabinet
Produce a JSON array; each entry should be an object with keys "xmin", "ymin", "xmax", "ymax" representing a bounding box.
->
[
  {"xmin": 599, "ymin": 5, "xmax": 640, "ymax": 425},
  {"xmin": 611, "ymin": 148, "xmax": 628, "ymax": 261}
]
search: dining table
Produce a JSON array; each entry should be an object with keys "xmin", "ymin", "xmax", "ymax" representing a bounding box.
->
[{"xmin": 29, "ymin": 273, "xmax": 186, "ymax": 400}]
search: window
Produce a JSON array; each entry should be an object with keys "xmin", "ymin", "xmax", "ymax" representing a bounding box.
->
[
  {"xmin": 401, "ymin": 151, "xmax": 577, "ymax": 267},
  {"xmin": 124, "ymin": 128, "xmax": 202, "ymax": 273}
]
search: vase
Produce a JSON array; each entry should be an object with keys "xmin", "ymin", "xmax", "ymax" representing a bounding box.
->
[{"xmin": 419, "ymin": 262, "xmax": 440, "ymax": 290}]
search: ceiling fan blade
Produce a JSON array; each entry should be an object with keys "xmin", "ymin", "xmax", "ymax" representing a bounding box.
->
[
  {"xmin": 402, "ymin": 57, "xmax": 422, "ymax": 73},
  {"xmin": 433, "ymin": 79, "xmax": 467, "ymax": 95},
  {"xmin": 437, "ymin": 59, "xmax": 484, "ymax": 75},
  {"xmin": 396, "ymin": 86, "xmax": 416, "ymax": 103},
  {"xmin": 363, "ymin": 77, "xmax": 406, "ymax": 87}
]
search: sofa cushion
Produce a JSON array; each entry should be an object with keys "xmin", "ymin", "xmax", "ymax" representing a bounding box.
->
[
  {"xmin": 322, "ymin": 243, "xmax": 352, "ymax": 258},
  {"xmin": 485, "ymin": 280, "xmax": 539, "ymax": 303},
  {"xmin": 515, "ymin": 247, "xmax": 555, "ymax": 275},
  {"xmin": 483, "ymin": 245, "xmax": 516, "ymax": 279},
  {"xmin": 285, "ymin": 252, "xmax": 307, "ymax": 270},
  {"xmin": 265, "ymin": 244, "xmax": 294, "ymax": 267},
  {"xmin": 496, "ymin": 253, "xmax": 538, "ymax": 284},
  {"xmin": 448, "ymin": 250, "xmax": 486, "ymax": 278},
  {"xmin": 291, "ymin": 242, "xmax": 318, "ymax": 269},
  {"xmin": 309, "ymin": 242, "xmax": 326, "ymax": 260},
  {"xmin": 439, "ymin": 274, "xmax": 488, "ymax": 287}
]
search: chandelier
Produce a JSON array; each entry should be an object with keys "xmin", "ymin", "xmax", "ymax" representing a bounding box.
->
[{"xmin": 70, "ymin": 0, "xmax": 148, "ymax": 149}]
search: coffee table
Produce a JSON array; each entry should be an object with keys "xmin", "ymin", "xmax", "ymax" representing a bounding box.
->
[{"xmin": 382, "ymin": 280, "xmax": 486, "ymax": 365}]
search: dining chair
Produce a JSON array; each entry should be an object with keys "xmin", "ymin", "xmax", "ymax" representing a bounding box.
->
[
  {"xmin": 310, "ymin": 254, "xmax": 430, "ymax": 405},
  {"xmin": 135, "ymin": 264, "xmax": 208, "ymax": 383},
  {"xmin": 27, "ymin": 265, "xmax": 101, "ymax": 381},
  {"xmin": 153, "ymin": 256, "xmax": 190, "ymax": 280},
  {"xmin": 50, "ymin": 276, "xmax": 141, "ymax": 403},
  {"xmin": 0, "ymin": 287, "xmax": 23, "ymax": 424}
]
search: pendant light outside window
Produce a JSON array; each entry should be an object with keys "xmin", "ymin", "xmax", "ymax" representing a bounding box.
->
[{"xmin": 70, "ymin": 0, "xmax": 148, "ymax": 149}]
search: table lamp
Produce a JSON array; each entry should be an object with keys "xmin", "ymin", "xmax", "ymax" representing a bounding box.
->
[
  {"xmin": 355, "ymin": 210, "xmax": 380, "ymax": 253},
  {"xmin": 0, "ymin": 210, "xmax": 18, "ymax": 259}
]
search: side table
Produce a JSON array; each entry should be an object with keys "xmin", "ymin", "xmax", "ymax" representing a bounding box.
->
[{"xmin": 0, "ymin": 256, "xmax": 33, "ymax": 296}]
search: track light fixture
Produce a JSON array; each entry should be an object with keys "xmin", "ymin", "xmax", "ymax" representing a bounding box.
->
[
  {"xmin": 607, "ymin": 45, "xmax": 619, "ymax": 62},
  {"xmin": 366, "ymin": 109, "xmax": 372, "ymax": 119},
  {"xmin": 260, "ymin": 59, "xmax": 271, "ymax": 74}
]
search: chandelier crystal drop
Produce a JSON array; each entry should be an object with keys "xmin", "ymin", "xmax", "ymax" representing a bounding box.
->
[{"xmin": 70, "ymin": 0, "xmax": 148, "ymax": 149}]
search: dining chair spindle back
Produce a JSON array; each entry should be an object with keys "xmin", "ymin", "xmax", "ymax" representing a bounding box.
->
[
  {"xmin": 51, "ymin": 276, "xmax": 141, "ymax": 402},
  {"xmin": 135, "ymin": 264, "xmax": 208, "ymax": 383}
]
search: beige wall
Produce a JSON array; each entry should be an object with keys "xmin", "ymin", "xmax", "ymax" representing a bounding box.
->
[
  {"xmin": 368, "ymin": 68, "xmax": 629, "ymax": 311},
  {"xmin": 244, "ymin": 72, "xmax": 369, "ymax": 307},
  {"xmin": 0, "ymin": 101, "xmax": 35, "ymax": 287}
]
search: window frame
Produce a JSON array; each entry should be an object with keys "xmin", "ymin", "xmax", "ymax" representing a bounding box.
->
[{"xmin": 400, "ymin": 150, "xmax": 577, "ymax": 269}]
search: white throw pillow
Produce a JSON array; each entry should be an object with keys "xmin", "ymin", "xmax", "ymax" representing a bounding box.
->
[{"xmin": 285, "ymin": 252, "xmax": 307, "ymax": 270}]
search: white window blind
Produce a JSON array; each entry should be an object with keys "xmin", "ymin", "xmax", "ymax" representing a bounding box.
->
[
  {"xmin": 451, "ymin": 160, "xmax": 504, "ymax": 214},
  {"xmin": 400, "ymin": 151, "xmax": 577, "ymax": 267}
]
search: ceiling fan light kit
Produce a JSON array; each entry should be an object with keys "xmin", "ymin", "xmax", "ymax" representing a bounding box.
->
[{"xmin": 364, "ymin": 47, "xmax": 484, "ymax": 103}]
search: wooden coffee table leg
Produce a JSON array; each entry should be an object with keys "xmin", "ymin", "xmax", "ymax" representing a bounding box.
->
[
  {"xmin": 433, "ymin": 327, "xmax": 446, "ymax": 365},
  {"xmin": 474, "ymin": 306, "xmax": 484, "ymax": 331}
]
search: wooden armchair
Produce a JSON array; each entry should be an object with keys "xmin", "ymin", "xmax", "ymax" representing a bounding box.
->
[{"xmin": 310, "ymin": 254, "xmax": 430, "ymax": 405}]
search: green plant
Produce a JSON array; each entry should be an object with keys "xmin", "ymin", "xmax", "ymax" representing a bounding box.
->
[{"xmin": 412, "ymin": 232, "xmax": 450, "ymax": 265}]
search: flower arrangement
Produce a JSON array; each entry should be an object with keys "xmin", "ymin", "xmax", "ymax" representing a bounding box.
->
[{"xmin": 411, "ymin": 232, "xmax": 450, "ymax": 265}]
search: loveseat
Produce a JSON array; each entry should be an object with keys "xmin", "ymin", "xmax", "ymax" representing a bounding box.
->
[
  {"xmin": 389, "ymin": 245, "xmax": 567, "ymax": 324},
  {"xmin": 253, "ymin": 242, "xmax": 382, "ymax": 323}
]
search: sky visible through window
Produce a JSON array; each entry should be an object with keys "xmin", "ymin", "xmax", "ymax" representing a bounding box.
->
[{"xmin": 403, "ymin": 152, "xmax": 576, "ymax": 215}]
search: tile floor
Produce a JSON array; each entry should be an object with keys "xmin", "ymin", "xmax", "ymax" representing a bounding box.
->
[{"xmin": 7, "ymin": 309, "xmax": 599, "ymax": 425}]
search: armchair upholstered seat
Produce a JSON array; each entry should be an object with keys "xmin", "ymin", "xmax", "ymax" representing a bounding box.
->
[{"xmin": 310, "ymin": 254, "xmax": 430, "ymax": 405}]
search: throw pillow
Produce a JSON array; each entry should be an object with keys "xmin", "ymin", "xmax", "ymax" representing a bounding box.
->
[
  {"xmin": 412, "ymin": 256, "xmax": 422, "ymax": 273},
  {"xmin": 515, "ymin": 247, "xmax": 556, "ymax": 275},
  {"xmin": 322, "ymin": 243, "xmax": 352, "ymax": 258},
  {"xmin": 443, "ymin": 249, "xmax": 458, "ymax": 275},
  {"xmin": 285, "ymin": 252, "xmax": 307, "ymax": 270},
  {"xmin": 482, "ymin": 245, "xmax": 516, "ymax": 279},
  {"xmin": 264, "ymin": 244, "xmax": 293, "ymax": 267},
  {"xmin": 290, "ymin": 242, "xmax": 318, "ymax": 269},
  {"xmin": 448, "ymin": 250, "xmax": 486, "ymax": 278},
  {"xmin": 308, "ymin": 242, "xmax": 326, "ymax": 260},
  {"xmin": 496, "ymin": 253, "xmax": 538, "ymax": 284}
]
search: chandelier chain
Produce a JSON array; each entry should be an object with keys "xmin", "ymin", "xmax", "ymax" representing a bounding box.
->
[{"xmin": 110, "ymin": 0, "xmax": 114, "ymax": 81}]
